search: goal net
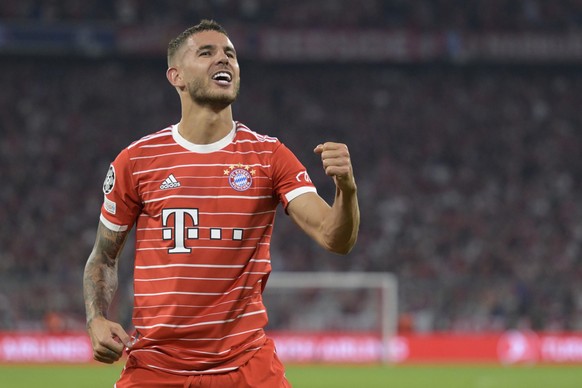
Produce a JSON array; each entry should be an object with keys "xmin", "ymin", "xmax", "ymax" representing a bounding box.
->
[{"xmin": 263, "ymin": 272, "xmax": 398, "ymax": 364}]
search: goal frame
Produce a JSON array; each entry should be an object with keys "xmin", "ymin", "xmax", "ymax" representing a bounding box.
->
[{"xmin": 265, "ymin": 271, "xmax": 398, "ymax": 363}]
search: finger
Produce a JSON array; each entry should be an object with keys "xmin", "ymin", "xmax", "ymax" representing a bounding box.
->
[
  {"xmin": 110, "ymin": 324, "xmax": 133, "ymax": 348},
  {"xmin": 91, "ymin": 326, "xmax": 125, "ymax": 355},
  {"xmin": 94, "ymin": 347, "xmax": 121, "ymax": 364},
  {"xmin": 92, "ymin": 336, "xmax": 124, "ymax": 363},
  {"xmin": 321, "ymin": 154, "xmax": 352, "ymax": 172},
  {"xmin": 323, "ymin": 165, "xmax": 351, "ymax": 178},
  {"xmin": 322, "ymin": 161, "xmax": 342, "ymax": 176},
  {"xmin": 314, "ymin": 142, "xmax": 342, "ymax": 154},
  {"xmin": 97, "ymin": 336, "xmax": 125, "ymax": 356},
  {"xmin": 322, "ymin": 144, "xmax": 349, "ymax": 158}
]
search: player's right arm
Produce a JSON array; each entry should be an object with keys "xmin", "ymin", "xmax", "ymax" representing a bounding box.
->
[{"xmin": 83, "ymin": 220, "xmax": 132, "ymax": 364}]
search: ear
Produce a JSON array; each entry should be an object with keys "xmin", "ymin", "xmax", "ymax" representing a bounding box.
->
[{"xmin": 166, "ymin": 66, "xmax": 184, "ymax": 90}]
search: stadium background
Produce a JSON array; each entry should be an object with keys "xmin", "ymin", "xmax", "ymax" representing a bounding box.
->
[{"xmin": 2, "ymin": 0, "xmax": 582, "ymax": 385}]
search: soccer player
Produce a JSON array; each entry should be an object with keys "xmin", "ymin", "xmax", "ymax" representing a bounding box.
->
[{"xmin": 83, "ymin": 19, "xmax": 359, "ymax": 388}]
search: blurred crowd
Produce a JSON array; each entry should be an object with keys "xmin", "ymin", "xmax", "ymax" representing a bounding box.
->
[
  {"xmin": 2, "ymin": 1, "xmax": 582, "ymax": 335},
  {"xmin": 1, "ymin": 55, "xmax": 582, "ymax": 334},
  {"xmin": 1, "ymin": 0, "xmax": 582, "ymax": 31}
]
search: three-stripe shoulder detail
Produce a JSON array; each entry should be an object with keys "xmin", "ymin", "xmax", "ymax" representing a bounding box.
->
[
  {"xmin": 128, "ymin": 127, "xmax": 174, "ymax": 149},
  {"xmin": 235, "ymin": 123, "xmax": 278, "ymax": 143}
]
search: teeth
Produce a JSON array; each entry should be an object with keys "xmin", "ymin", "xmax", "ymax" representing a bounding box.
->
[{"xmin": 213, "ymin": 72, "xmax": 231, "ymax": 81}]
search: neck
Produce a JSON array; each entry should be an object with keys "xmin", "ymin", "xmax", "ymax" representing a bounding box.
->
[{"xmin": 178, "ymin": 102, "xmax": 234, "ymax": 144}]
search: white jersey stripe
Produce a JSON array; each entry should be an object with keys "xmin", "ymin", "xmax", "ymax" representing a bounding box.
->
[
  {"xmin": 134, "ymin": 272, "xmax": 268, "ymax": 282},
  {"xmin": 134, "ymin": 310, "xmax": 266, "ymax": 330},
  {"xmin": 234, "ymin": 138, "xmax": 277, "ymax": 144},
  {"xmin": 141, "ymin": 185, "xmax": 269, "ymax": 196},
  {"xmin": 133, "ymin": 296, "xmax": 256, "ymax": 310},
  {"xmin": 136, "ymin": 237, "xmax": 261, "ymax": 243},
  {"xmin": 133, "ymin": 347, "xmax": 231, "ymax": 357},
  {"xmin": 133, "ymin": 163, "xmax": 269, "ymax": 175},
  {"xmin": 142, "ymin": 328, "xmax": 262, "ymax": 342},
  {"xmin": 146, "ymin": 363, "xmax": 239, "ymax": 375},
  {"xmin": 131, "ymin": 150, "xmax": 274, "ymax": 160},
  {"xmin": 134, "ymin": 285, "xmax": 255, "ymax": 297},
  {"xmin": 143, "ymin": 194, "xmax": 273, "ymax": 204},
  {"xmin": 128, "ymin": 130, "xmax": 172, "ymax": 149},
  {"xmin": 139, "ymin": 143, "xmax": 179, "ymax": 148},
  {"xmin": 136, "ymin": 224, "xmax": 272, "ymax": 231},
  {"xmin": 135, "ymin": 246, "xmax": 257, "ymax": 252},
  {"xmin": 136, "ymin": 263, "xmax": 245, "ymax": 269},
  {"xmin": 132, "ymin": 308, "xmax": 245, "ymax": 321},
  {"xmin": 135, "ymin": 309, "xmax": 266, "ymax": 323},
  {"xmin": 130, "ymin": 151, "xmax": 191, "ymax": 160},
  {"xmin": 134, "ymin": 276, "xmax": 235, "ymax": 282},
  {"xmin": 235, "ymin": 128, "xmax": 278, "ymax": 142}
]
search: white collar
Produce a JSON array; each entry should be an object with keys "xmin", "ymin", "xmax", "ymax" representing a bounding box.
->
[{"xmin": 172, "ymin": 121, "xmax": 236, "ymax": 153}]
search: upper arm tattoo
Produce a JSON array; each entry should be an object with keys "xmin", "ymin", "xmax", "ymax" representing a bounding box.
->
[{"xmin": 83, "ymin": 222, "xmax": 129, "ymax": 323}]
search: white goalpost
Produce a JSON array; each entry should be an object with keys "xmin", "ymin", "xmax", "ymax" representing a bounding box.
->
[{"xmin": 264, "ymin": 272, "xmax": 398, "ymax": 363}]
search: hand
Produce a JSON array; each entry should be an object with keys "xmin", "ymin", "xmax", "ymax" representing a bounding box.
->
[
  {"xmin": 314, "ymin": 142, "xmax": 356, "ymax": 194},
  {"xmin": 87, "ymin": 316, "xmax": 132, "ymax": 364}
]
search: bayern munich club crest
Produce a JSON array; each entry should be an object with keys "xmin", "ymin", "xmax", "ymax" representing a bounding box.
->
[{"xmin": 224, "ymin": 163, "xmax": 255, "ymax": 191}]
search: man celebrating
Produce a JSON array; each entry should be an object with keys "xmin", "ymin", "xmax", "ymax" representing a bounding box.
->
[{"xmin": 83, "ymin": 19, "xmax": 359, "ymax": 387}]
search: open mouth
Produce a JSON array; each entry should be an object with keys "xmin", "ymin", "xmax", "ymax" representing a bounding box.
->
[{"xmin": 212, "ymin": 71, "xmax": 232, "ymax": 85}]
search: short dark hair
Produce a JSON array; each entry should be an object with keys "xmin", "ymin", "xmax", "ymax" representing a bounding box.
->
[{"xmin": 167, "ymin": 19, "xmax": 228, "ymax": 65}]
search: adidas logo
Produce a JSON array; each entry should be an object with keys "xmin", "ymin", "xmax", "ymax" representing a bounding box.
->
[{"xmin": 160, "ymin": 174, "xmax": 181, "ymax": 190}]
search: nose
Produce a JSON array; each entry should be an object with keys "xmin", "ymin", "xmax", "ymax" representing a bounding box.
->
[{"xmin": 217, "ymin": 51, "xmax": 229, "ymax": 65}]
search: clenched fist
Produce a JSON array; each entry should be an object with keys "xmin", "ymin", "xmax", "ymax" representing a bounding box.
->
[{"xmin": 314, "ymin": 142, "xmax": 356, "ymax": 194}]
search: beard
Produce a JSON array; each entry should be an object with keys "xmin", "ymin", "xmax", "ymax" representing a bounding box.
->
[{"xmin": 187, "ymin": 77, "xmax": 240, "ymax": 110}]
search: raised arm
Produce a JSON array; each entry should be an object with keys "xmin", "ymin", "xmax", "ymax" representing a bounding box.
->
[
  {"xmin": 83, "ymin": 220, "xmax": 132, "ymax": 363},
  {"xmin": 287, "ymin": 142, "xmax": 360, "ymax": 254}
]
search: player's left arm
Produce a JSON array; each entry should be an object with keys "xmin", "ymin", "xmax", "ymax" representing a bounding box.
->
[{"xmin": 287, "ymin": 142, "xmax": 360, "ymax": 254}]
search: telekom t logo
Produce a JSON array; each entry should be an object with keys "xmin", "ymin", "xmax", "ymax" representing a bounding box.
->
[
  {"xmin": 162, "ymin": 208, "xmax": 244, "ymax": 253},
  {"xmin": 162, "ymin": 208, "xmax": 199, "ymax": 253}
]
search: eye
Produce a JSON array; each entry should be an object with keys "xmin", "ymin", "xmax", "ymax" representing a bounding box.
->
[{"xmin": 199, "ymin": 51, "xmax": 211, "ymax": 57}]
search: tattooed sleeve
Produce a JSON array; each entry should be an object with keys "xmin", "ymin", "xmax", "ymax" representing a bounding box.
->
[{"xmin": 83, "ymin": 221, "xmax": 129, "ymax": 324}]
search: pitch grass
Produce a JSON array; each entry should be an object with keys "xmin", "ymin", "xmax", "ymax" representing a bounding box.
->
[{"xmin": 1, "ymin": 363, "xmax": 582, "ymax": 388}]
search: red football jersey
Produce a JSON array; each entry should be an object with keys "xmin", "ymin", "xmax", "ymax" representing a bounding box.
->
[{"xmin": 100, "ymin": 121, "xmax": 316, "ymax": 374}]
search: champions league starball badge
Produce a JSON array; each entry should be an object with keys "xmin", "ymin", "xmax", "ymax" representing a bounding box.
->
[
  {"xmin": 103, "ymin": 165, "xmax": 115, "ymax": 194},
  {"xmin": 224, "ymin": 163, "xmax": 255, "ymax": 192}
]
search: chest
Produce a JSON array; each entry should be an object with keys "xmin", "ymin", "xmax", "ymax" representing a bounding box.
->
[{"xmin": 135, "ymin": 152, "xmax": 275, "ymax": 217}]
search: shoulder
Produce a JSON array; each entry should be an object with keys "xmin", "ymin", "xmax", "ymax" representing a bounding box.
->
[
  {"xmin": 127, "ymin": 125, "xmax": 175, "ymax": 152},
  {"xmin": 111, "ymin": 125, "xmax": 175, "ymax": 169},
  {"xmin": 234, "ymin": 122, "xmax": 280, "ymax": 145}
]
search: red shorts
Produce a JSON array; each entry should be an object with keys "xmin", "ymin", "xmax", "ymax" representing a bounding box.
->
[{"xmin": 114, "ymin": 338, "xmax": 291, "ymax": 388}]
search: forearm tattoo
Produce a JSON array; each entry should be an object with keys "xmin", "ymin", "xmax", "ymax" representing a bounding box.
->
[{"xmin": 83, "ymin": 222, "xmax": 129, "ymax": 324}]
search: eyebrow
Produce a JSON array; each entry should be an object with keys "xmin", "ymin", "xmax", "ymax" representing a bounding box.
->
[{"xmin": 196, "ymin": 44, "xmax": 237, "ymax": 55}]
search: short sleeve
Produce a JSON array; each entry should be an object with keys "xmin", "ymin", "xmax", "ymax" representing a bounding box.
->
[
  {"xmin": 99, "ymin": 148, "xmax": 141, "ymax": 231},
  {"xmin": 271, "ymin": 143, "xmax": 317, "ymax": 209}
]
